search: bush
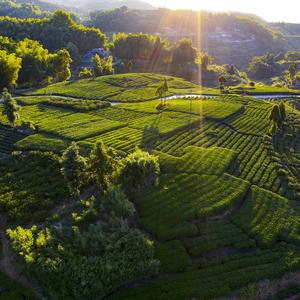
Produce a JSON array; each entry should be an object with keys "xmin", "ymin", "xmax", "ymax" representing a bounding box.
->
[
  {"xmin": 119, "ymin": 149, "xmax": 160, "ymax": 193},
  {"xmin": 78, "ymin": 67, "xmax": 93, "ymax": 79}
]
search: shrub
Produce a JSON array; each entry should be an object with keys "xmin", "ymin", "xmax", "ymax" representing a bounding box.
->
[
  {"xmin": 78, "ymin": 67, "xmax": 93, "ymax": 79},
  {"xmin": 119, "ymin": 149, "xmax": 160, "ymax": 194}
]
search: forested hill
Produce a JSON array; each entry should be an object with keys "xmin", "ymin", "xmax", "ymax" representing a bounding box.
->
[
  {"xmin": 0, "ymin": 0, "xmax": 81, "ymax": 18},
  {"xmin": 87, "ymin": 8, "xmax": 290, "ymax": 70},
  {"xmin": 0, "ymin": 10, "xmax": 106, "ymax": 53}
]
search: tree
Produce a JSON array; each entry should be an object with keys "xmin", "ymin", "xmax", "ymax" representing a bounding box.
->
[
  {"xmin": 199, "ymin": 52, "xmax": 212, "ymax": 70},
  {"xmin": 50, "ymin": 49, "xmax": 72, "ymax": 82},
  {"xmin": 119, "ymin": 148, "xmax": 160, "ymax": 194},
  {"xmin": 78, "ymin": 67, "xmax": 93, "ymax": 79},
  {"xmin": 92, "ymin": 54, "xmax": 103, "ymax": 77},
  {"xmin": 218, "ymin": 75, "xmax": 227, "ymax": 91},
  {"xmin": 155, "ymin": 85, "xmax": 164, "ymax": 105},
  {"xmin": 60, "ymin": 142, "xmax": 87, "ymax": 197},
  {"xmin": 162, "ymin": 78, "xmax": 169, "ymax": 104},
  {"xmin": 102, "ymin": 55, "xmax": 114, "ymax": 75},
  {"xmin": 2, "ymin": 88, "xmax": 20, "ymax": 126},
  {"xmin": 88, "ymin": 142, "xmax": 117, "ymax": 194},
  {"xmin": 171, "ymin": 39, "xmax": 198, "ymax": 66},
  {"xmin": 156, "ymin": 78, "xmax": 169, "ymax": 106},
  {"xmin": 15, "ymin": 38, "xmax": 49, "ymax": 86},
  {"xmin": 171, "ymin": 38, "xmax": 198, "ymax": 80},
  {"xmin": 247, "ymin": 53, "xmax": 279, "ymax": 80},
  {"xmin": 0, "ymin": 50, "xmax": 22, "ymax": 89},
  {"xmin": 65, "ymin": 42, "xmax": 81, "ymax": 66}
]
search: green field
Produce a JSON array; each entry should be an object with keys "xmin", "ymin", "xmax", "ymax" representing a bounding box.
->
[
  {"xmin": 229, "ymin": 84, "xmax": 300, "ymax": 95},
  {"xmin": 26, "ymin": 73, "xmax": 218, "ymax": 102},
  {"xmin": 1, "ymin": 74, "xmax": 300, "ymax": 299}
]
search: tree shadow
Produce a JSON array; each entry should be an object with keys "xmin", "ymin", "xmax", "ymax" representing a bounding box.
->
[{"xmin": 140, "ymin": 113, "xmax": 162, "ymax": 150}]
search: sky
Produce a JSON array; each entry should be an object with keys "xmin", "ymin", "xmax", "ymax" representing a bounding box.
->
[{"xmin": 147, "ymin": 0, "xmax": 300, "ymax": 23}]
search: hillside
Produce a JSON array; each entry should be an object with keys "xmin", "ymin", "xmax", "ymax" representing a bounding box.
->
[
  {"xmin": 0, "ymin": 74, "xmax": 300, "ymax": 299},
  {"xmin": 88, "ymin": 8, "xmax": 286, "ymax": 70}
]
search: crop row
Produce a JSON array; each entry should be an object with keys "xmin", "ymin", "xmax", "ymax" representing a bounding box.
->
[
  {"xmin": 21, "ymin": 105, "xmax": 126, "ymax": 140},
  {"xmin": 89, "ymin": 107, "xmax": 150, "ymax": 122},
  {"xmin": 164, "ymin": 99, "xmax": 243, "ymax": 120},
  {"xmin": 0, "ymin": 125, "xmax": 26, "ymax": 154},
  {"xmin": 30, "ymin": 76, "xmax": 123, "ymax": 100},
  {"xmin": 137, "ymin": 172, "xmax": 249, "ymax": 241},
  {"xmin": 156, "ymin": 120, "xmax": 221, "ymax": 155},
  {"xmin": 84, "ymin": 127, "xmax": 155, "ymax": 153},
  {"xmin": 103, "ymin": 74, "xmax": 158, "ymax": 88},
  {"xmin": 15, "ymin": 133, "xmax": 69, "ymax": 153},
  {"xmin": 128, "ymin": 112, "xmax": 200, "ymax": 136},
  {"xmin": 112, "ymin": 243, "xmax": 297, "ymax": 300},
  {"xmin": 231, "ymin": 186, "xmax": 300, "ymax": 247},
  {"xmin": 107, "ymin": 87, "xmax": 159, "ymax": 102},
  {"xmin": 156, "ymin": 146, "xmax": 237, "ymax": 176},
  {"xmin": 118, "ymin": 99, "xmax": 243, "ymax": 120},
  {"xmin": 227, "ymin": 114, "xmax": 269, "ymax": 136},
  {"xmin": 157, "ymin": 120, "xmax": 288, "ymax": 197},
  {"xmin": 184, "ymin": 219, "xmax": 256, "ymax": 257}
]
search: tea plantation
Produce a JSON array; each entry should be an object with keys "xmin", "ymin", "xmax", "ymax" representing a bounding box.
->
[{"xmin": 1, "ymin": 73, "xmax": 300, "ymax": 299}]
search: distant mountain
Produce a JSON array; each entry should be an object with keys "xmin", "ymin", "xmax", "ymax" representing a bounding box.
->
[
  {"xmin": 88, "ymin": 8, "xmax": 286, "ymax": 70},
  {"xmin": 16, "ymin": 0, "xmax": 63, "ymax": 12},
  {"xmin": 15, "ymin": 0, "xmax": 84, "ymax": 15},
  {"xmin": 46, "ymin": 0, "xmax": 155, "ymax": 11}
]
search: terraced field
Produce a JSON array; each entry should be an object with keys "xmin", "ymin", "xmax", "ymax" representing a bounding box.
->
[
  {"xmin": 28, "ymin": 73, "xmax": 219, "ymax": 102},
  {"xmin": 2, "ymin": 74, "xmax": 300, "ymax": 299}
]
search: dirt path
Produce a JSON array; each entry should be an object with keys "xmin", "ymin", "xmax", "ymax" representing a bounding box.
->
[{"xmin": 0, "ymin": 214, "xmax": 47, "ymax": 300}]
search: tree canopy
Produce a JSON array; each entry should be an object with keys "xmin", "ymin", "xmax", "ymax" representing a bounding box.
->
[{"xmin": 0, "ymin": 10, "xmax": 106, "ymax": 54}]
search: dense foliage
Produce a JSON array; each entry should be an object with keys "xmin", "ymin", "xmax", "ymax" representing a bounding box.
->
[
  {"xmin": 0, "ymin": 35, "xmax": 72, "ymax": 88},
  {"xmin": 7, "ymin": 146, "xmax": 160, "ymax": 299},
  {"xmin": 0, "ymin": 151, "xmax": 68, "ymax": 223},
  {"xmin": 0, "ymin": 10, "xmax": 106, "ymax": 54},
  {"xmin": 119, "ymin": 148, "xmax": 160, "ymax": 193},
  {"xmin": 61, "ymin": 142, "xmax": 87, "ymax": 196},
  {"xmin": 0, "ymin": 0, "xmax": 49, "ymax": 18},
  {"xmin": 112, "ymin": 33, "xmax": 168, "ymax": 64},
  {"xmin": 2, "ymin": 88, "xmax": 20, "ymax": 126},
  {"xmin": 38, "ymin": 97, "xmax": 111, "ymax": 112}
]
